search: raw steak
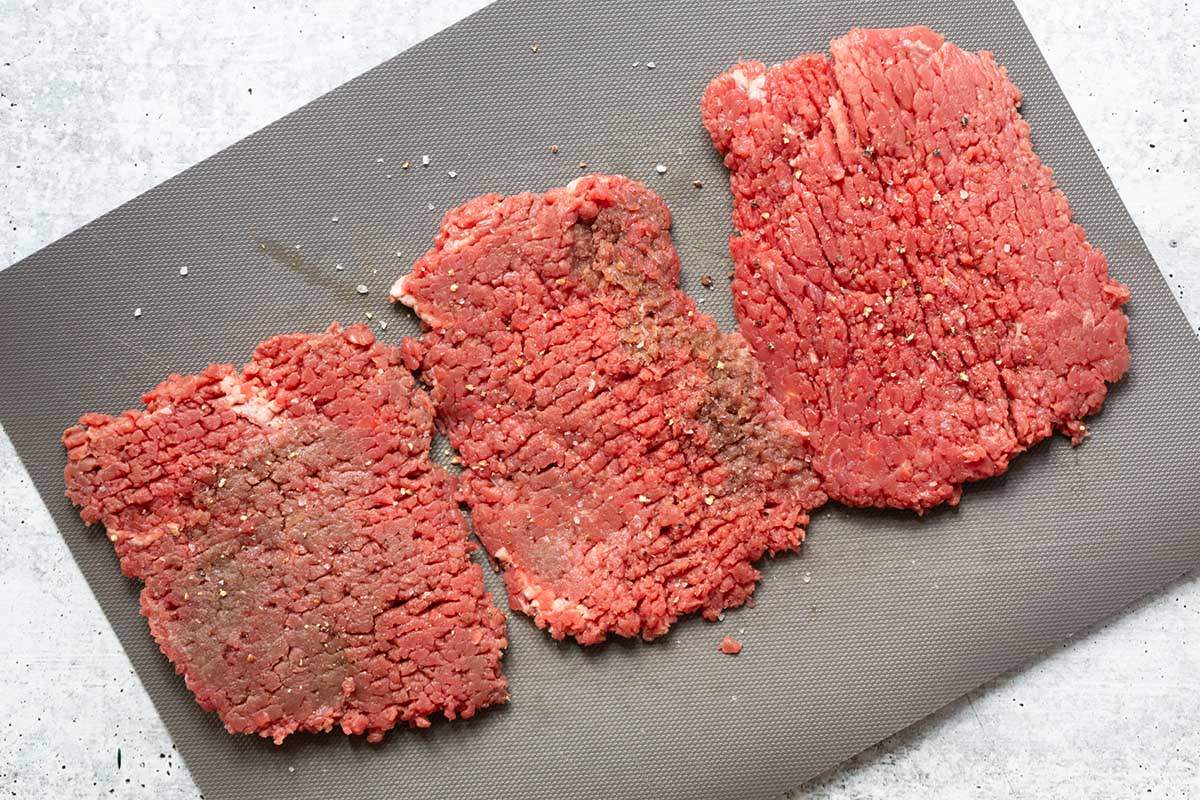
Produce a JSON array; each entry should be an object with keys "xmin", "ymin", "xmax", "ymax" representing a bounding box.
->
[
  {"xmin": 702, "ymin": 27, "xmax": 1130, "ymax": 510},
  {"xmin": 62, "ymin": 324, "xmax": 508, "ymax": 743},
  {"xmin": 392, "ymin": 175, "xmax": 825, "ymax": 645}
]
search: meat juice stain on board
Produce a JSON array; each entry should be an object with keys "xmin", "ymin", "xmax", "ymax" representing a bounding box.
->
[{"xmin": 256, "ymin": 238, "xmax": 343, "ymax": 291}]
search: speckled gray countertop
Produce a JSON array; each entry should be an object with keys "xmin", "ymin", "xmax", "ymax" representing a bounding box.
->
[{"xmin": 1, "ymin": 2, "xmax": 1197, "ymax": 798}]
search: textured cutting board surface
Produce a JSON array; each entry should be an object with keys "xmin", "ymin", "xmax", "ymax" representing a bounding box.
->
[{"xmin": 1, "ymin": 2, "xmax": 1198, "ymax": 798}]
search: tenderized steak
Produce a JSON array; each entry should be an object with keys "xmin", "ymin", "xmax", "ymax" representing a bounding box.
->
[
  {"xmin": 701, "ymin": 27, "xmax": 1130, "ymax": 511},
  {"xmin": 392, "ymin": 175, "xmax": 825, "ymax": 645},
  {"xmin": 62, "ymin": 324, "xmax": 508, "ymax": 743}
]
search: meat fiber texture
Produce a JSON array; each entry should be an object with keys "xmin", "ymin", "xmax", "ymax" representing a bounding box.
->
[
  {"xmin": 393, "ymin": 175, "xmax": 825, "ymax": 645},
  {"xmin": 62, "ymin": 324, "xmax": 508, "ymax": 743},
  {"xmin": 702, "ymin": 27, "xmax": 1130, "ymax": 511}
]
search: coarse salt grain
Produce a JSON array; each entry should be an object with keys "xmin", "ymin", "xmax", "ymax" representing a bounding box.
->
[{"xmin": 356, "ymin": 285, "xmax": 369, "ymax": 295}]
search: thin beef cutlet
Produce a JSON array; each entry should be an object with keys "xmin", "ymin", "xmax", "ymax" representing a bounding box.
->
[
  {"xmin": 393, "ymin": 175, "xmax": 825, "ymax": 645},
  {"xmin": 63, "ymin": 324, "xmax": 508, "ymax": 743},
  {"xmin": 702, "ymin": 27, "xmax": 1130, "ymax": 511}
]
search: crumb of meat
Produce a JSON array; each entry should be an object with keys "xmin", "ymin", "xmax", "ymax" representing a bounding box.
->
[
  {"xmin": 393, "ymin": 175, "xmax": 825, "ymax": 645},
  {"xmin": 701, "ymin": 27, "xmax": 1129, "ymax": 511},
  {"xmin": 62, "ymin": 323, "xmax": 508, "ymax": 743},
  {"xmin": 720, "ymin": 635, "xmax": 743, "ymax": 655}
]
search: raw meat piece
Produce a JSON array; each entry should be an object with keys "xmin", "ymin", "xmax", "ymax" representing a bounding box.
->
[
  {"xmin": 393, "ymin": 175, "xmax": 825, "ymax": 644},
  {"xmin": 702, "ymin": 27, "xmax": 1130, "ymax": 510},
  {"xmin": 63, "ymin": 324, "xmax": 508, "ymax": 743}
]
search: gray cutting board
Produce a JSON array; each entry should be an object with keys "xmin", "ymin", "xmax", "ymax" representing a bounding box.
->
[{"xmin": 1, "ymin": 1, "xmax": 1198, "ymax": 798}]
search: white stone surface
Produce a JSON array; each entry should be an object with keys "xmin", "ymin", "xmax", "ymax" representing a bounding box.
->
[{"xmin": 0, "ymin": 2, "xmax": 1196, "ymax": 798}]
